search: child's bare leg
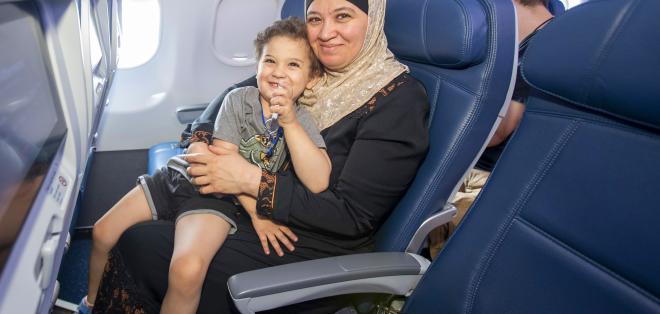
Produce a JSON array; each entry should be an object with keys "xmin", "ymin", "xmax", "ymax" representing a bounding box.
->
[
  {"xmin": 87, "ymin": 185, "xmax": 153, "ymax": 304},
  {"xmin": 160, "ymin": 214, "xmax": 231, "ymax": 314}
]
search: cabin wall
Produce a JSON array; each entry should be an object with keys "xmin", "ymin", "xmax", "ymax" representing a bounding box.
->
[{"xmin": 95, "ymin": 0, "xmax": 286, "ymax": 151}]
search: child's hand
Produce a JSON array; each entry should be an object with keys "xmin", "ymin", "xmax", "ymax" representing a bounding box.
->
[
  {"xmin": 187, "ymin": 142, "xmax": 211, "ymax": 155},
  {"xmin": 269, "ymin": 83, "xmax": 297, "ymax": 127},
  {"xmin": 250, "ymin": 214, "xmax": 297, "ymax": 256}
]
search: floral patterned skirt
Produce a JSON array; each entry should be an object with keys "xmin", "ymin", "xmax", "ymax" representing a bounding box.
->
[{"xmin": 92, "ymin": 248, "xmax": 159, "ymax": 314}]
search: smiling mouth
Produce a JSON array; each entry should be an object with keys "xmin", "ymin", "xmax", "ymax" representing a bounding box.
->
[{"xmin": 319, "ymin": 43, "xmax": 342, "ymax": 51}]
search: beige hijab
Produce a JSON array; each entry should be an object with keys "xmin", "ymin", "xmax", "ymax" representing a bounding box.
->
[{"xmin": 300, "ymin": 0, "xmax": 408, "ymax": 130}]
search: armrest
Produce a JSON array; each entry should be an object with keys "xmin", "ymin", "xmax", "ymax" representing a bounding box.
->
[
  {"xmin": 405, "ymin": 203, "xmax": 458, "ymax": 253},
  {"xmin": 176, "ymin": 105, "xmax": 207, "ymax": 124},
  {"xmin": 228, "ymin": 252, "xmax": 430, "ymax": 314}
]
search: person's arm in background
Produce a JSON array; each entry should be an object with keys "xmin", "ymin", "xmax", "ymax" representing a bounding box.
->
[
  {"xmin": 488, "ymin": 100, "xmax": 525, "ymax": 147},
  {"xmin": 490, "ymin": 0, "xmax": 553, "ymax": 147}
]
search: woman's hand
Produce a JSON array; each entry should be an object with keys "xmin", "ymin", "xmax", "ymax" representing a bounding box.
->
[
  {"xmin": 250, "ymin": 214, "xmax": 297, "ymax": 256},
  {"xmin": 185, "ymin": 145, "xmax": 261, "ymax": 196},
  {"xmin": 186, "ymin": 141, "xmax": 211, "ymax": 155}
]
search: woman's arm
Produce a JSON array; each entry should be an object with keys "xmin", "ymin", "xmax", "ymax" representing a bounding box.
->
[
  {"xmin": 488, "ymin": 100, "xmax": 525, "ymax": 147},
  {"xmin": 257, "ymin": 77, "xmax": 429, "ymax": 238},
  {"xmin": 186, "ymin": 147, "xmax": 262, "ymax": 196},
  {"xmin": 187, "ymin": 76, "xmax": 429, "ymax": 238},
  {"xmin": 190, "ymin": 139, "xmax": 298, "ymax": 256},
  {"xmin": 201, "ymin": 140, "xmax": 258, "ymax": 213},
  {"xmin": 237, "ymin": 194, "xmax": 298, "ymax": 256}
]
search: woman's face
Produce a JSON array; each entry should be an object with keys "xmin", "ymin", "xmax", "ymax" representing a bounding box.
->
[{"xmin": 306, "ymin": 0, "xmax": 369, "ymax": 71}]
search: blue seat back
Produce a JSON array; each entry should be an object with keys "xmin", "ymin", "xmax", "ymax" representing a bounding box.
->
[
  {"xmin": 147, "ymin": 142, "xmax": 184, "ymax": 175},
  {"xmin": 405, "ymin": 0, "xmax": 660, "ymax": 312},
  {"xmin": 548, "ymin": 0, "xmax": 566, "ymax": 15},
  {"xmin": 281, "ymin": 0, "xmax": 304, "ymax": 18},
  {"xmin": 375, "ymin": 0, "xmax": 516, "ymax": 252}
]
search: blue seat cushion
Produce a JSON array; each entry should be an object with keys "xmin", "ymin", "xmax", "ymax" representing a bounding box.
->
[
  {"xmin": 548, "ymin": 0, "xmax": 565, "ymax": 15},
  {"xmin": 147, "ymin": 141, "xmax": 184, "ymax": 175}
]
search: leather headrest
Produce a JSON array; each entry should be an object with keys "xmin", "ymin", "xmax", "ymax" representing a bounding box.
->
[
  {"xmin": 281, "ymin": 0, "xmax": 304, "ymax": 19},
  {"xmin": 385, "ymin": 0, "xmax": 488, "ymax": 68},
  {"xmin": 522, "ymin": 0, "xmax": 660, "ymax": 130},
  {"xmin": 548, "ymin": 0, "xmax": 565, "ymax": 15}
]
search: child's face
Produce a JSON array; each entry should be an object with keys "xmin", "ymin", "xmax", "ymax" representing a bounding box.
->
[{"xmin": 256, "ymin": 36, "xmax": 315, "ymax": 106}]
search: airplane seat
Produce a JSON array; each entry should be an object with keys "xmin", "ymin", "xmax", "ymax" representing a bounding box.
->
[
  {"xmin": 548, "ymin": 0, "xmax": 565, "ymax": 15},
  {"xmin": 147, "ymin": 141, "xmax": 184, "ymax": 175},
  {"xmin": 404, "ymin": 0, "xmax": 660, "ymax": 312},
  {"xmin": 280, "ymin": 0, "xmax": 304, "ymax": 19},
  {"xmin": 145, "ymin": 0, "xmax": 305, "ymax": 176},
  {"xmin": 227, "ymin": 0, "xmax": 517, "ymax": 312},
  {"xmin": 375, "ymin": 0, "xmax": 516, "ymax": 253}
]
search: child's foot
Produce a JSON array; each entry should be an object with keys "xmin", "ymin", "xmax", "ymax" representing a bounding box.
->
[{"xmin": 77, "ymin": 295, "xmax": 93, "ymax": 314}]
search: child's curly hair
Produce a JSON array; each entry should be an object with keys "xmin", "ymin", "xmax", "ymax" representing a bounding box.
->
[{"xmin": 254, "ymin": 17, "xmax": 323, "ymax": 78}]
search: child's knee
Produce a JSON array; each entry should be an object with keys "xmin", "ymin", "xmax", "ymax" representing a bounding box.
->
[{"xmin": 169, "ymin": 254, "xmax": 207, "ymax": 290}]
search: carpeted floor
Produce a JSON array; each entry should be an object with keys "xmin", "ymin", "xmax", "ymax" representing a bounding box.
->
[{"xmin": 56, "ymin": 230, "xmax": 91, "ymax": 304}]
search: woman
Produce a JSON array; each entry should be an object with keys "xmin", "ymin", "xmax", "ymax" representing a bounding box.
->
[{"xmin": 92, "ymin": 0, "xmax": 429, "ymax": 312}]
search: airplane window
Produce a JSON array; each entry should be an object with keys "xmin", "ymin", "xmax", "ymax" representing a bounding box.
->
[
  {"xmin": 117, "ymin": 0, "xmax": 160, "ymax": 68},
  {"xmin": 212, "ymin": 0, "xmax": 280, "ymax": 66}
]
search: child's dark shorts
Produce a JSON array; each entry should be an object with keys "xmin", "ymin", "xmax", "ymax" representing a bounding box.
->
[{"xmin": 137, "ymin": 167, "xmax": 239, "ymax": 234}]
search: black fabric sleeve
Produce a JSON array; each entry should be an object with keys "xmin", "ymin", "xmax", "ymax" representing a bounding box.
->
[
  {"xmin": 258, "ymin": 79, "xmax": 429, "ymax": 238},
  {"xmin": 178, "ymin": 75, "xmax": 257, "ymax": 148}
]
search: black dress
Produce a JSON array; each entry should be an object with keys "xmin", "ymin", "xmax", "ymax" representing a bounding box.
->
[{"xmin": 92, "ymin": 73, "xmax": 429, "ymax": 314}]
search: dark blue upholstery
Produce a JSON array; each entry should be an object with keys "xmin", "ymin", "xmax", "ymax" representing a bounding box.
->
[
  {"xmin": 386, "ymin": 1, "xmax": 487, "ymax": 69},
  {"xmin": 376, "ymin": 0, "xmax": 516, "ymax": 252},
  {"xmin": 523, "ymin": 0, "xmax": 660, "ymax": 131},
  {"xmin": 548, "ymin": 0, "xmax": 566, "ymax": 15},
  {"xmin": 404, "ymin": 0, "xmax": 660, "ymax": 312},
  {"xmin": 281, "ymin": 0, "xmax": 304, "ymax": 18}
]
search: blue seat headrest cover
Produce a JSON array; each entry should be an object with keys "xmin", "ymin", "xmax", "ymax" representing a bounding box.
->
[
  {"xmin": 522, "ymin": 0, "xmax": 660, "ymax": 130},
  {"xmin": 548, "ymin": 0, "xmax": 565, "ymax": 15},
  {"xmin": 385, "ymin": 0, "xmax": 487, "ymax": 68},
  {"xmin": 281, "ymin": 0, "xmax": 304, "ymax": 19}
]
